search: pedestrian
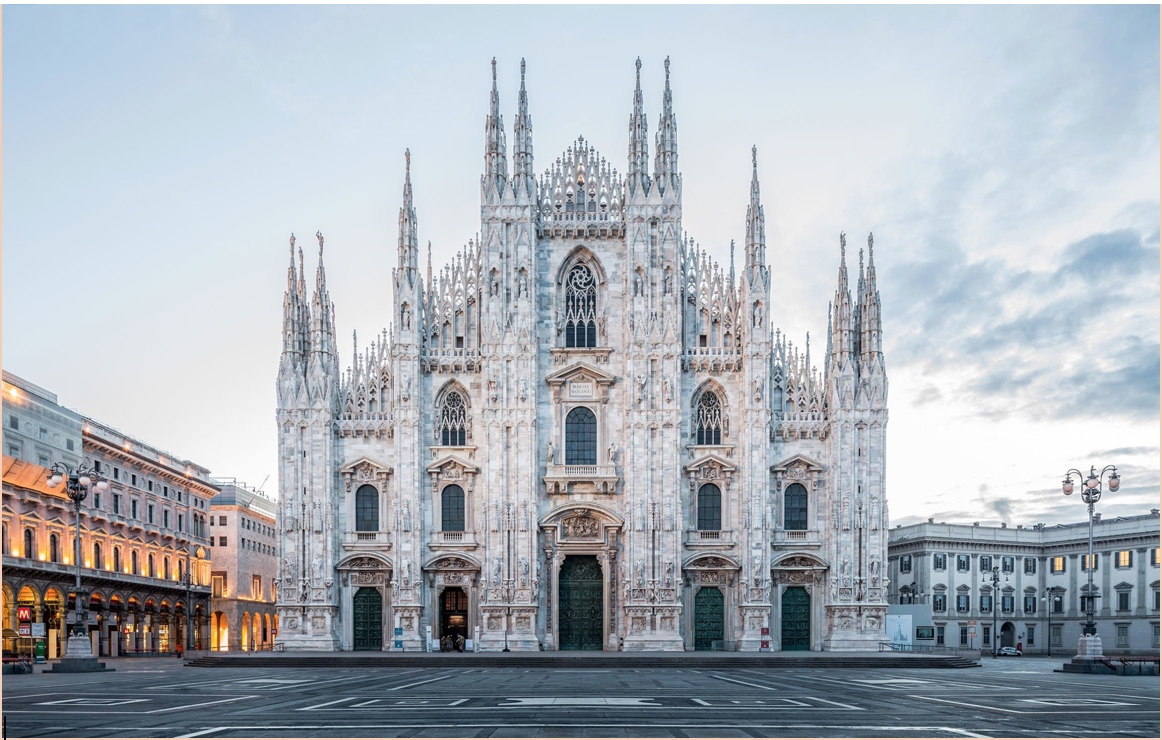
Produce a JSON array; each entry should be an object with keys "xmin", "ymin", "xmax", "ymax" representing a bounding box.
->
[
  {"xmin": 455, "ymin": 634, "xmax": 465, "ymax": 652},
  {"xmin": 175, "ymin": 643, "xmax": 183, "ymax": 660}
]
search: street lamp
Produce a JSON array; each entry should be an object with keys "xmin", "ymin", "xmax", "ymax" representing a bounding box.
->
[
  {"xmin": 46, "ymin": 461, "xmax": 109, "ymax": 655},
  {"xmin": 1062, "ymin": 464, "xmax": 1119, "ymax": 643},
  {"xmin": 981, "ymin": 565, "xmax": 1007, "ymax": 658},
  {"xmin": 1041, "ymin": 587, "xmax": 1059, "ymax": 658}
]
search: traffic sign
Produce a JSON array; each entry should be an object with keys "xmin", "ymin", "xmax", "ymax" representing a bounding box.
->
[{"xmin": 17, "ymin": 624, "xmax": 31, "ymax": 637}]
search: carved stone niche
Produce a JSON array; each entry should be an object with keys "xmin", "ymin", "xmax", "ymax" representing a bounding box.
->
[{"xmin": 340, "ymin": 457, "xmax": 394, "ymax": 493}]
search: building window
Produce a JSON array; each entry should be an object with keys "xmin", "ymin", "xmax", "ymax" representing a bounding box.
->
[
  {"xmin": 49, "ymin": 534, "xmax": 59, "ymax": 563},
  {"xmin": 212, "ymin": 575, "xmax": 224, "ymax": 598},
  {"xmin": 113, "ymin": 468, "xmax": 119, "ymax": 480},
  {"xmin": 113, "ymin": 494, "xmax": 121, "ymax": 515},
  {"xmin": 1052, "ymin": 593, "xmax": 1064, "ymax": 613},
  {"xmin": 957, "ymin": 555, "xmax": 970, "ymax": 572},
  {"xmin": 131, "ymin": 500, "xmax": 138, "ymax": 519},
  {"xmin": 38, "ymin": 454, "xmax": 50, "ymax": 467},
  {"xmin": 981, "ymin": 594, "xmax": 993, "ymax": 612},
  {"xmin": 131, "ymin": 473, "xmax": 137, "ymax": 486},
  {"xmin": 219, "ymin": 516, "xmax": 226, "ymax": 526},
  {"xmin": 148, "ymin": 505, "xmax": 154, "ymax": 524},
  {"xmin": 355, "ymin": 484, "xmax": 379, "ymax": 532},
  {"xmin": 441, "ymin": 485, "xmax": 465, "ymax": 532},
  {"xmin": 1024, "ymin": 558, "xmax": 1036, "ymax": 575},
  {"xmin": 178, "ymin": 514, "xmax": 183, "ymax": 532},
  {"xmin": 980, "ymin": 556, "xmax": 992, "ymax": 571},
  {"xmin": 1153, "ymin": 548, "xmax": 1159, "ymax": 567},
  {"xmin": 1024, "ymin": 595, "xmax": 1036, "ymax": 614},
  {"xmin": 163, "ymin": 557, "xmax": 169, "ymax": 579},
  {"xmin": 900, "ymin": 555, "xmax": 912, "ymax": 574},
  {"xmin": 565, "ymin": 406, "xmax": 597, "ymax": 465},
  {"xmin": 130, "ymin": 549, "xmax": 138, "ymax": 574},
  {"xmin": 936, "ymin": 626, "xmax": 945, "ymax": 645},
  {"xmin": 1051, "ymin": 625, "xmax": 1062, "ymax": 647},
  {"xmin": 784, "ymin": 483, "xmax": 808, "ymax": 531},
  {"xmin": 1083, "ymin": 553, "xmax": 1099, "ymax": 571},
  {"xmin": 697, "ymin": 483, "xmax": 722, "ymax": 531},
  {"xmin": 957, "ymin": 595, "xmax": 969, "ymax": 612},
  {"xmin": 1051, "ymin": 557, "xmax": 1065, "ymax": 574},
  {"xmin": 7, "ymin": 443, "xmax": 19, "ymax": 457},
  {"xmin": 933, "ymin": 553, "xmax": 946, "ymax": 571},
  {"xmin": 959, "ymin": 625, "xmax": 968, "ymax": 645},
  {"xmin": 148, "ymin": 553, "xmax": 154, "ymax": 577},
  {"xmin": 933, "ymin": 594, "xmax": 946, "ymax": 612},
  {"xmin": 1002, "ymin": 556, "xmax": 1014, "ymax": 573},
  {"xmin": 1002, "ymin": 595, "xmax": 1014, "ymax": 613},
  {"xmin": 1117, "ymin": 550, "xmax": 1133, "ymax": 569},
  {"xmin": 695, "ymin": 392, "xmax": 724, "ymax": 445},
  {"xmin": 1116, "ymin": 624, "xmax": 1129, "ymax": 648},
  {"xmin": 219, "ymin": 537, "xmax": 227, "ymax": 547},
  {"xmin": 253, "ymin": 575, "xmax": 262, "ymax": 600},
  {"xmin": 93, "ymin": 492, "xmax": 101, "ymax": 510},
  {"xmin": 163, "ymin": 510, "xmax": 169, "ymax": 528},
  {"xmin": 1155, "ymin": 590, "xmax": 1160, "ymax": 611},
  {"xmin": 982, "ymin": 625, "xmax": 991, "ymax": 645},
  {"xmin": 1027, "ymin": 625, "xmax": 1036, "ymax": 646},
  {"xmin": 1118, "ymin": 591, "xmax": 1131, "ymax": 612},
  {"xmin": 8, "ymin": 415, "xmax": 18, "ymax": 430},
  {"xmin": 437, "ymin": 390, "xmax": 468, "ymax": 446},
  {"xmin": 38, "ymin": 427, "xmax": 48, "ymax": 441},
  {"xmin": 113, "ymin": 547, "xmax": 121, "ymax": 572},
  {"xmin": 23, "ymin": 528, "xmax": 34, "ymax": 558},
  {"xmin": 147, "ymin": 480, "xmax": 153, "ymax": 491},
  {"xmin": 563, "ymin": 263, "xmax": 598, "ymax": 348},
  {"xmin": 66, "ymin": 439, "xmax": 74, "ymax": 451}
]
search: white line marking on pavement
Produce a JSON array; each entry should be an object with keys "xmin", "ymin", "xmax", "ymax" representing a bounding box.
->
[
  {"xmin": 177, "ymin": 727, "xmax": 228, "ymax": 738},
  {"xmin": 297, "ymin": 697, "xmax": 355, "ymax": 711},
  {"xmin": 692, "ymin": 698, "xmax": 711, "ymax": 706},
  {"xmin": 387, "ymin": 675, "xmax": 452, "ymax": 690},
  {"xmin": 709, "ymin": 674, "xmax": 779, "ymax": 690},
  {"xmin": 149, "ymin": 695, "xmax": 263, "ymax": 714},
  {"xmin": 498, "ymin": 698, "xmax": 664, "ymax": 707},
  {"xmin": 808, "ymin": 696, "xmax": 863, "ymax": 711},
  {"xmin": 909, "ymin": 695, "xmax": 1158, "ymax": 715}
]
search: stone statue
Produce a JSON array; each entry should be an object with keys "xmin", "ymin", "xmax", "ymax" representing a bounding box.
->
[
  {"xmin": 830, "ymin": 576, "xmax": 838, "ymax": 601},
  {"xmin": 635, "ymin": 558, "xmax": 645, "ymax": 587},
  {"xmin": 493, "ymin": 558, "xmax": 502, "ymax": 586},
  {"xmin": 664, "ymin": 559, "xmax": 674, "ymax": 587},
  {"xmin": 519, "ymin": 556, "xmax": 529, "ymax": 587},
  {"xmin": 547, "ymin": 439, "xmax": 557, "ymax": 464},
  {"xmin": 401, "ymin": 374, "xmax": 411, "ymax": 403},
  {"xmin": 518, "ymin": 272, "xmax": 527, "ymax": 298},
  {"xmin": 519, "ymin": 377, "xmax": 528, "ymax": 402},
  {"xmin": 663, "ymin": 376, "xmax": 673, "ymax": 404},
  {"xmin": 607, "ymin": 443, "xmax": 618, "ymax": 463},
  {"xmin": 633, "ymin": 271, "xmax": 642, "ymax": 296},
  {"xmin": 753, "ymin": 378, "xmax": 763, "ymax": 403},
  {"xmin": 635, "ymin": 374, "xmax": 647, "ymax": 404},
  {"xmin": 753, "ymin": 302, "xmax": 762, "ymax": 328},
  {"xmin": 298, "ymin": 578, "xmax": 310, "ymax": 603},
  {"xmin": 753, "ymin": 555, "xmax": 763, "ymax": 587},
  {"xmin": 402, "ymin": 557, "xmax": 411, "ymax": 587},
  {"xmin": 312, "ymin": 553, "xmax": 322, "ymax": 581},
  {"xmin": 401, "ymin": 305, "xmax": 411, "ymax": 330},
  {"xmin": 664, "ymin": 271, "xmax": 673, "ymax": 294}
]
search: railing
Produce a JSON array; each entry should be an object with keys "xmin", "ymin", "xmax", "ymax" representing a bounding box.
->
[
  {"xmin": 698, "ymin": 530, "xmax": 723, "ymax": 541},
  {"xmin": 347, "ymin": 532, "xmax": 389, "ymax": 545},
  {"xmin": 563, "ymin": 466, "xmax": 598, "ymax": 476},
  {"xmin": 356, "ymin": 533, "xmax": 377, "ymax": 541},
  {"xmin": 439, "ymin": 532, "xmax": 464, "ymax": 542},
  {"xmin": 878, "ymin": 642, "xmax": 959, "ymax": 654},
  {"xmin": 773, "ymin": 529, "xmax": 821, "ymax": 545}
]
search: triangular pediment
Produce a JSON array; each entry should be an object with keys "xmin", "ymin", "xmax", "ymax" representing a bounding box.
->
[
  {"xmin": 685, "ymin": 452, "xmax": 736, "ymax": 475},
  {"xmin": 771, "ymin": 453, "xmax": 825, "ymax": 473},
  {"xmin": 545, "ymin": 361, "xmax": 616, "ymax": 386},
  {"xmin": 426, "ymin": 453, "xmax": 479, "ymax": 476},
  {"xmin": 339, "ymin": 456, "xmax": 394, "ymax": 477},
  {"xmin": 1114, "ymin": 582, "xmax": 1134, "ymax": 591},
  {"xmin": 18, "ymin": 510, "xmax": 44, "ymax": 522}
]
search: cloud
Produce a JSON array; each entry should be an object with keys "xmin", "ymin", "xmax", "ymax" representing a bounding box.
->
[{"xmin": 1087, "ymin": 446, "xmax": 1160, "ymax": 457}]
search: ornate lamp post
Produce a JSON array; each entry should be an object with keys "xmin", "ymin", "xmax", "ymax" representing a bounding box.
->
[
  {"xmin": 46, "ymin": 461, "xmax": 108, "ymax": 658},
  {"xmin": 1041, "ymin": 587, "xmax": 1059, "ymax": 658},
  {"xmin": 1061, "ymin": 464, "xmax": 1119, "ymax": 656},
  {"xmin": 981, "ymin": 565, "xmax": 1007, "ymax": 658}
]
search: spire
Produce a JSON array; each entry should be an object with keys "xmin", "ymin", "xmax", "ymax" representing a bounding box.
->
[
  {"xmin": 311, "ymin": 230, "xmax": 334, "ymax": 361},
  {"xmin": 483, "ymin": 57, "xmax": 508, "ymax": 197},
  {"xmin": 627, "ymin": 57, "xmax": 650, "ymax": 197},
  {"xmin": 512, "ymin": 57, "xmax": 535, "ymax": 196},
  {"xmin": 729, "ymin": 239, "xmax": 736, "ymax": 288},
  {"xmin": 653, "ymin": 56, "xmax": 678, "ymax": 194},
  {"xmin": 860, "ymin": 231, "xmax": 883, "ymax": 360},
  {"xmin": 832, "ymin": 232, "xmax": 853, "ymax": 365},
  {"xmin": 745, "ymin": 145, "xmax": 766, "ymax": 270},
  {"xmin": 398, "ymin": 149, "xmax": 418, "ymax": 271},
  {"xmin": 282, "ymin": 233, "xmax": 302, "ymax": 358}
]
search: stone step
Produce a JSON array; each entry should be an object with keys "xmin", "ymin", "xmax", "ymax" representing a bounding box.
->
[{"xmin": 185, "ymin": 653, "xmax": 979, "ymax": 669}]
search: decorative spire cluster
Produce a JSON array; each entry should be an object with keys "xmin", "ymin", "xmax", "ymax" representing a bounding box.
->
[
  {"xmin": 627, "ymin": 57, "xmax": 650, "ymax": 198},
  {"xmin": 483, "ymin": 57, "xmax": 509, "ymax": 199},
  {"xmin": 511, "ymin": 58, "xmax": 535, "ymax": 198},
  {"xmin": 398, "ymin": 149, "xmax": 419, "ymax": 272},
  {"xmin": 653, "ymin": 57, "xmax": 679, "ymax": 195},
  {"xmin": 744, "ymin": 145, "xmax": 765, "ymax": 272}
]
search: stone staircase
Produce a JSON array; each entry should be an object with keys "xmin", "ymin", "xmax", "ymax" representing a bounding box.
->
[{"xmin": 186, "ymin": 651, "xmax": 979, "ymax": 669}]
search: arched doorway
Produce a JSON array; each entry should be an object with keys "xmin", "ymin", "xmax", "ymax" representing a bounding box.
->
[
  {"xmin": 352, "ymin": 587, "xmax": 383, "ymax": 651},
  {"xmin": 780, "ymin": 587, "xmax": 810, "ymax": 651},
  {"xmin": 1000, "ymin": 621, "xmax": 1015, "ymax": 648},
  {"xmin": 440, "ymin": 588, "xmax": 468, "ymax": 649},
  {"xmin": 694, "ymin": 588, "xmax": 725, "ymax": 651},
  {"xmin": 558, "ymin": 555, "xmax": 603, "ymax": 651}
]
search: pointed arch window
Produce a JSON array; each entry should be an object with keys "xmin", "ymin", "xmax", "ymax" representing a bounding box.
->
[
  {"xmin": 784, "ymin": 483, "xmax": 808, "ymax": 531},
  {"xmin": 437, "ymin": 391, "xmax": 468, "ymax": 446},
  {"xmin": 696, "ymin": 392, "xmax": 724, "ymax": 445},
  {"xmin": 355, "ymin": 484, "xmax": 379, "ymax": 532},
  {"xmin": 441, "ymin": 485, "xmax": 465, "ymax": 532},
  {"xmin": 697, "ymin": 484, "xmax": 722, "ymax": 531},
  {"xmin": 565, "ymin": 406, "xmax": 597, "ymax": 465},
  {"xmin": 564, "ymin": 264, "xmax": 597, "ymax": 348}
]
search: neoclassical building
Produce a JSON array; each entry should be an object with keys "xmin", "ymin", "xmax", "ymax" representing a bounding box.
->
[{"xmin": 275, "ymin": 58, "xmax": 890, "ymax": 652}]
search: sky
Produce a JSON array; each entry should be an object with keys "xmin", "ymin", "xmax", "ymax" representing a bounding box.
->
[{"xmin": 3, "ymin": 5, "xmax": 1159, "ymax": 528}]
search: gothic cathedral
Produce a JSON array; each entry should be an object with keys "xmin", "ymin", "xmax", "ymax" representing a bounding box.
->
[{"xmin": 275, "ymin": 58, "xmax": 889, "ymax": 652}]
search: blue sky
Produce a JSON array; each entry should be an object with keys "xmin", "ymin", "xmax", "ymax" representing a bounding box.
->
[{"xmin": 4, "ymin": 5, "xmax": 1158, "ymax": 526}]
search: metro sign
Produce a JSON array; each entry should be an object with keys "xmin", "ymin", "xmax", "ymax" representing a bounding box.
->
[{"xmin": 16, "ymin": 606, "xmax": 31, "ymax": 622}]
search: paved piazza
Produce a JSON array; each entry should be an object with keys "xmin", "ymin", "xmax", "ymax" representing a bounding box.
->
[{"xmin": 2, "ymin": 657, "xmax": 1157, "ymax": 738}]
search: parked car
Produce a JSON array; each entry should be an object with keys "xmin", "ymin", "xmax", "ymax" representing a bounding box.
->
[{"xmin": 997, "ymin": 646, "xmax": 1023, "ymax": 656}]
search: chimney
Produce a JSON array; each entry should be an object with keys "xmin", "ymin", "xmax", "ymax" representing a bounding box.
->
[
  {"xmin": 1152, "ymin": 509, "xmax": 1159, "ymax": 516},
  {"xmin": 1093, "ymin": 513, "xmax": 1102, "ymax": 523},
  {"xmin": 928, "ymin": 517, "xmax": 934, "ymax": 524},
  {"xmin": 1001, "ymin": 522, "xmax": 1007, "ymax": 528}
]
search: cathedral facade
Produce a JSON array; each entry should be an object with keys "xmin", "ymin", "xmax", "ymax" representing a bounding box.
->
[{"xmin": 274, "ymin": 58, "xmax": 889, "ymax": 652}]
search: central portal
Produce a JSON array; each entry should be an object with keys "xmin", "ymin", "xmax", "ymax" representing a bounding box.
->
[
  {"xmin": 352, "ymin": 587, "xmax": 383, "ymax": 651},
  {"xmin": 440, "ymin": 587, "xmax": 468, "ymax": 648},
  {"xmin": 694, "ymin": 587, "xmax": 725, "ymax": 650},
  {"xmin": 558, "ymin": 555, "xmax": 603, "ymax": 650},
  {"xmin": 780, "ymin": 586, "xmax": 810, "ymax": 651}
]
